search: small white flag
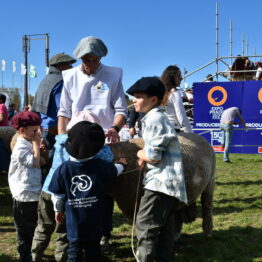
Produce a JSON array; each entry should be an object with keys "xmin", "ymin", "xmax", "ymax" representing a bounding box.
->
[
  {"xmin": 29, "ymin": 64, "xmax": 37, "ymax": 78},
  {"xmin": 1, "ymin": 59, "xmax": 6, "ymax": 72},
  {"xmin": 12, "ymin": 61, "xmax": 16, "ymax": 73},
  {"xmin": 21, "ymin": 63, "xmax": 26, "ymax": 75}
]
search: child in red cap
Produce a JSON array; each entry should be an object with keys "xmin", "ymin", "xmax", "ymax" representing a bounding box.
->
[{"xmin": 8, "ymin": 111, "xmax": 42, "ymax": 262}]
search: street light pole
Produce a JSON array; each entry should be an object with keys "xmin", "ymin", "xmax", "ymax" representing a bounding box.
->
[
  {"xmin": 23, "ymin": 35, "xmax": 29, "ymax": 108},
  {"xmin": 22, "ymin": 33, "xmax": 50, "ymax": 108},
  {"xmin": 45, "ymin": 34, "xmax": 50, "ymax": 67}
]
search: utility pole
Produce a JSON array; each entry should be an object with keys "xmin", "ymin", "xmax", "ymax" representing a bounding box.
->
[
  {"xmin": 22, "ymin": 35, "xmax": 29, "ymax": 108},
  {"xmin": 22, "ymin": 33, "xmax": 50, "ymax": 108},
  {"xmin": 45, "ymin": 34, "xmax": 50, "ymax": 67}
]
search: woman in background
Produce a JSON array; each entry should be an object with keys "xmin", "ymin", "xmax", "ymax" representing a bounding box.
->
[{"xmin": 160, "ymin": 65, "xmax": 192, "ymax": 133}]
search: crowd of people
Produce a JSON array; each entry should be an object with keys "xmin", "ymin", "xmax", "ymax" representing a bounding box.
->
[{"xmin": 0, "ymin": 35, "xmax": 252, "ymax": 262}]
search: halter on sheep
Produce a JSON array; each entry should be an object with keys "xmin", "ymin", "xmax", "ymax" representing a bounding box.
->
[{"xmin": 107, "ymin": 133, "xmax": 216, "ymax": 239}]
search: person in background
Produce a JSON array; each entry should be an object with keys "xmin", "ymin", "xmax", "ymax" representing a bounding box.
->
[
  {"xmin": 8, "ymin": 103, "xmax": 18, "ymax": 125},
  {"xmin": 244, "ymin": 57, "xmax": 256, "ymax": 80},
  {"xmin": 0, "ymin": 93, "xmax": 8, "ymax": 127},
  {"xmin": 160, "ymin": 65, "xmax": 193, "ymax": 133},
  {"xmin": 230, "ymin": 55, "xmax": 246, "ymax": 81},
  {"xmin": 255, "ymin": 62, "xmax": 262, "ymax": 80},
  {"xmin": 31, "ymin": 53, "xmax": 76, "ymax": 262},
  {"xmin": 48, "ymin": 121, "xmax": 127, "ymax": 262},
  {"xmin": 204, "ymin": 74, "xmax": 214, "ymax": 82},
  {"xmin": 8, "ymin": 111, "xmax": 42, "ymax": 262},
  {"xmin": 32, "ymin": 53, "xmax": 76, "ymax": 164},
  {"xmin": 126, "ymin": 77, "xmax": 187, "ymax": 262},
  {"xmin": 24, "ymin": 105, "xmax": 31, "ymax": 111},
  {"xmin": 128, "ymin": 107, "xmax": 145, "ymax": 138},
  {"xmin": 220, "ymin": 107, "xmax": 247, "ymax": 163}
]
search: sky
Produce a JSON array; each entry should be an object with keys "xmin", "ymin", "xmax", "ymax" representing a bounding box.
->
[{"xmin": 1, "ymin": 0, "xmax": 262, "ymax": 102}]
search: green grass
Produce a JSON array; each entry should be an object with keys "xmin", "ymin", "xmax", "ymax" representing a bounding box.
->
[{"xmin": 0, "ymin": 153, "xmax": 262, "ymax": 262}]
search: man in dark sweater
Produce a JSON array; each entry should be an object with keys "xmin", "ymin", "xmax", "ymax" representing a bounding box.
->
[
  {"xmin": 31, "ymin": 53, "xmax": 76, "ymax": 262},
  {"xmin": 32, "ymin": 53, "xmax": 76, "ymax": 164}
]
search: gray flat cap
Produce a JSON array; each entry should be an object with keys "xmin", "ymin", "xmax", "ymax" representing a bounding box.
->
[
  {"xmin": 49, "ymin": 53, "xmax": 76, "ymax": 66},
  {"xmin": 73, "ymin": 36, "xmax": 108, "ymax": 59}
]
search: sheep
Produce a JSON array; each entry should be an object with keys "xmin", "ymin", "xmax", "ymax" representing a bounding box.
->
[
  {"xmin": 107, "ymin": 133, "xmax": 216, "ymax": 239},
  {"xmin": 0, "ymin": 127, "xmax": 215, "ymax": 238},
  {"xmin": 0, "ymin": 126, "xmax": 16, "ymax": 153}
]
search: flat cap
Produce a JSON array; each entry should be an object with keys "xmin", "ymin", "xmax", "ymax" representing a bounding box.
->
[
  {"xmin": 49, "ymin": 53, "xmax": 76, "ymax": 66},
  {"xmin": 126, "ymin": 77, "xmax": 166, "ymax": 100},
  {"xmin": 11, "ymin": 111, "xmax": 42, "ymax": 130},
  {"xmin": 73, "ymin": 36, "xmax": 108, "ymax": 59}
]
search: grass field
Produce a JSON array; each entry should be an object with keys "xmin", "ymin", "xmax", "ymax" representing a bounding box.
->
[{"xmin": 0, "ymin": 153, "xmax": 262, "ymax": 262}]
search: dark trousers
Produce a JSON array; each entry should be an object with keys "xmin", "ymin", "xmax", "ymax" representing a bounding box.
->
[
  {"xmin": 67, "ymin": 240, "xmax": 101, "ymax": 262},
  {"xmin": 135, "ymin": 189, "xmax": 179, "ymax": 262},
  {"xmin": 13, "ymin": 199, "xmax": 38, "ymax": 262},
  {"xmin": 101, "ymin": 194, "xmax": 114, "ymax": 238},
  {"xmin": 42, "ymin": 130, "xmax": 56, "ymax": 163}
]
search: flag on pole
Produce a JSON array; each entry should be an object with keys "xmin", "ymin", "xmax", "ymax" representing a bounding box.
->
[
  {"xmin": 29, "ymin": 64, "xmax": 37, "ymax": 78},
  {"xmin": 21, "ymin": 63, "xmax": 26, "ymax": 75},
  {"xmin": 12, "ymin": 61, "xmax": 16, "ymax": 73},
  {"xmin": 1, "ymin": 60, "xmax": 6, "ymax": 72}
]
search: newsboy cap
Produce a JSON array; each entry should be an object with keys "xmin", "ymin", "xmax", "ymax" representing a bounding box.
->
[
  {"xmin": 49, "ymin": 53, "xmax": 76, "ymax": 66},
  {"xmin": 11, "ymin": 111, "xmax": 42, "ymax": 130},
  {"xmin": 73, "ymin": 36, "xmax": 108, "ymax": 59},
  {"xmin": 65, "ymin": 121, "xmax": 105, "ymax": 159},
  {"xmin": 126, "ymin": 77, "xmax": 166, "ymax": 100}
]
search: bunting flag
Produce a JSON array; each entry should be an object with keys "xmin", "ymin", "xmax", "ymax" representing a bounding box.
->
[
  {"xmin": 1, "ymin": 59, "xmax": 6, "ymax": 72},
  {"xmin": 12, "ymin": 61, "xmax": 16, "ymax": 73},
  {"xmin": 21, "ymin": 63, "xmax": 26, "ymax": 75},
  {"xmin": 29, "ymin": 64, "xmax": 37, "ymax": 78}
]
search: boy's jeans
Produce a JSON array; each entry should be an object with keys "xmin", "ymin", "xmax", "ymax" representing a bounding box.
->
[{"xmin": 220, "ymin": 123, "xmax": 234, "ymax": 161}]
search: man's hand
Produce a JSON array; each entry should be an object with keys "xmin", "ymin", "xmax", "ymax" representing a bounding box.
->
[
  {"xmin": 106, "ymin": 128, "xmax": 120, "ymax": 144},
  {"xmin": 55, "ymin": 212, "xmax": 65, "ymax": 224}
]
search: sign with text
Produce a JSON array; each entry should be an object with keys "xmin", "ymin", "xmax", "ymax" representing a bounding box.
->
[{"xmin": 193, "ymin": 81, "xmax": 262, "ymax": 154}]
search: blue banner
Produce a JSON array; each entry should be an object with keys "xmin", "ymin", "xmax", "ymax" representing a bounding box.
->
[{"xmin": 193, "ymin": 81, "xmax": 262, "ymax": 154}]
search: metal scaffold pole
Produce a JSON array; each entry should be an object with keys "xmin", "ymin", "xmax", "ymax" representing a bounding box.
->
[
  {"xmin": 216, "ymin": 1, "xmax": 219, "ymax": 81},
  {"xmin": 230, "ymin": 19, "xmax": 233, "ymax": 66}
]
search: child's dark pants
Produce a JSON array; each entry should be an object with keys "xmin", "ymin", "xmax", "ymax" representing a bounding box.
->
[
  {"xmin": 135, "ymin": 189, "xmax": 180, "ymax": 262},
  {"xmin": 13, "ymin": 199, "xmax": 38, "ymax": 262},
  {"xmin": 67, "ymin": 240, "xmax": 101, "ymax": 262}
]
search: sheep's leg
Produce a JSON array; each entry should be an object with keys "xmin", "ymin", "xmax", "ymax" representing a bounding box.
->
[{"xmin": 200, "ymin": 178, "xmax": 215, "ymax": 237}]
